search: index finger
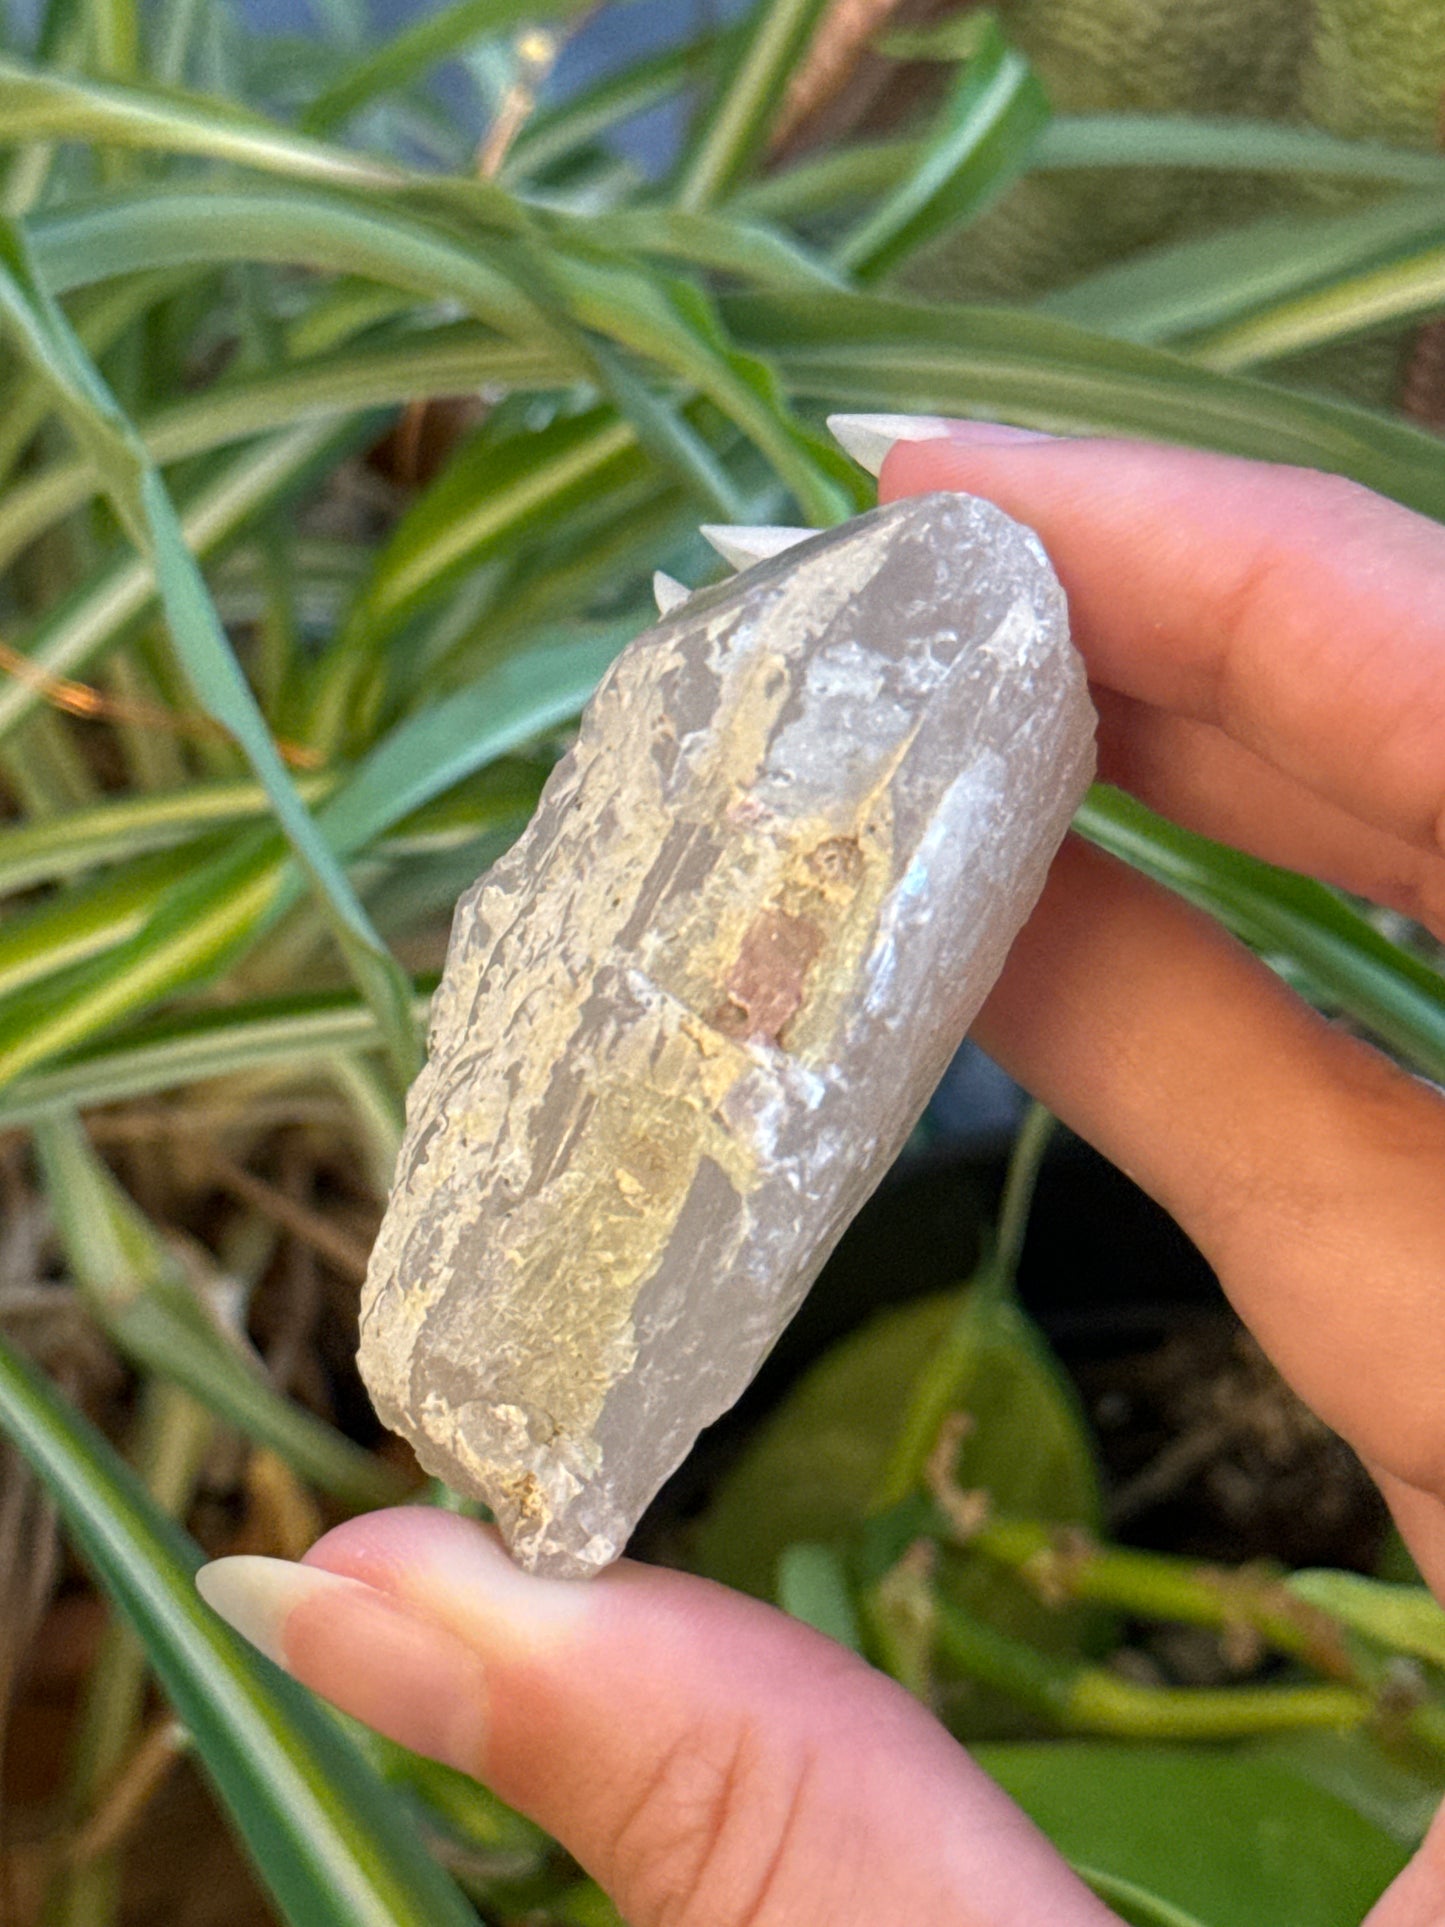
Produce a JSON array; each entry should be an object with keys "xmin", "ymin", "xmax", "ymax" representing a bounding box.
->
[{"xmin": 877, "ymin": 433, "xmax": 1445, "ymax": 859}]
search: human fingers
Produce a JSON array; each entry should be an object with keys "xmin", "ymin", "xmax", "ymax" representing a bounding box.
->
[
  {"xmin": 973, "ymin": 840, "xmax": 1445, "ymax": 1504},
  {"xmin": 1092, "ymin": 690, "xmax": 1445, "ymax": 937},
  {"xmin": 861, "ymin": 422, "xmax": 1445, "ymax": 865},
  {"xmin": 197, "ymin": 1510, "xmax": 1119, "ymax": 1927}
]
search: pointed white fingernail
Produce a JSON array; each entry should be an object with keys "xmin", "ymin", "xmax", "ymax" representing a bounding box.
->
[
  {"xmin": 699, "ymin": 525, "xmax": 813, "ymax": 571},
  {"xmin": 197, "ymin": 1556, "xmax": 380, "ymax": 1666},
  {"xmin": 653, "ymin": 570, "xmax": 690, "ymax": 615},
  {"xmin": 825, "ymin": 413, "xmax": 955, "ymax": 476}
]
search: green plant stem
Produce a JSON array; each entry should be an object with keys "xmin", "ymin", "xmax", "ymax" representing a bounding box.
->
[
  {"xmin": 992, "ymin": 1102, "xmax": 1054, "ymax": 1292},
  {"xmin": 872, "ymin": 1106, "xmax": 1053, "ymax": 1510},
  {"xmin": 929, "ymin": 1594, "xmax": 1369, "ymax": 1739},
  {"xmin": 964, "ymin": 1514, "xmax": 1360, "ymax": 1681}
]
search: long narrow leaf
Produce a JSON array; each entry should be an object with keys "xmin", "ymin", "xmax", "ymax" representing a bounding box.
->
[
  {"xmin": 30, "ymin": 184, "xmax": 549, "ymax": 344},
  {"xmin": 0, "ymin": 985, "xmax": 427, "ymax": 1126},
  {"xmin": 1077, "ymin": 786, "xmax": 1445, "ymax": 1082},
  {"xmin": 834, "ymin": 18, "xmax": 1049, "ymax": 282},
  {"xmin": 0, "ymin": 1334, "xmax": 476, "ymax": 1927},
  {"xmin": 729, "ymin": 288, "xmax": 1445, "ymax": 522},
  {"xmin": 0, "ymin": 217, "xmax": 421, "ymax": 1085},
  {"xmin": 0, "ymin": 419, "xmax": 357, "ymax": 748},
  {"xmin": 675, "ymin": 0, "xmax": 831, "ymax": 210},
  {"xmin": 34, "ymin": 1112, "xmax": 407, "ymax": 1510},
  {"xmin": 0, "ymin": 624, "xmax": 605, "ymax": 1089},
  {"xmin": 1041, "ymin": 194, "xmax": 1445, "ymax": 344},
  {"xmin": 1186, "ymin": 246, "xmax": 1445, "ymax": 370},
  {"xmin": 301, "ymin": 0, "xmax": 593, "ymax": 135},
  {"xmin": 0, "ymin": 325, "xmax": 563, "ymax": 580},
  {"xmin": 732, "ymin": 116, "xmax": 1445, "ymax": 221}
]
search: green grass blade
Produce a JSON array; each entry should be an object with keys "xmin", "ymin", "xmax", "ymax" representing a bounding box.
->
[
  {"xmin": 0, "ymin": 216, "xmax": 421, "ymax": 1086},
  {"xmin": 0, "ymin": 845, "xmax": 212, "ymax": 1000},
  {"xmin": 730, "ymin": 288, "xmax": 1445, "ymax": 521},
  {"xmin": 0, "ymin": 1334, "xmax": 477, "ymax": 1927},
  {"xmin": 834, "ymin": 18, "xmax": 1050, "ymax": 282},
  {"xmin": 547, "ymin": 253, "xmax": 850, "ymax": 524},
  {"xmin": 33, "ymin": 1112, "xmax": 407, "ymax": 1510},
  {"xmin": 317, "ymin": 625, "xmax": 629, "ymax": 855},
  {"xmin": 301, "ymin": 0, "xmax": 593, "ymax": 135},
  {"xmin": 675, "ymin": 0, "xmax": 831, "ymax": 210},
  {"xmin": 1077, "ymin": 786, "xmax": 1445, "ymax": 1082}
]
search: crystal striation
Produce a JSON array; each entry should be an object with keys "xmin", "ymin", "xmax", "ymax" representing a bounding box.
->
[{"xmin": 359, "ymin": 493, "xmax": 1097, "ymax": 1576}]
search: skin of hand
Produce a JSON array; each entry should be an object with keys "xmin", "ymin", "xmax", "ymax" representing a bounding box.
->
[{"xmin": 196, "ymin": 423, "xmax": 1445, "ymax": 1927}]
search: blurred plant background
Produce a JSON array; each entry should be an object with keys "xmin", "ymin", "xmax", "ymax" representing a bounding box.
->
[{"xmin": 0, "ymin": 0, "xmax": 1443, "ymax": 1921}]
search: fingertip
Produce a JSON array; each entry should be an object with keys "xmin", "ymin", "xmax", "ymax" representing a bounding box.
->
[{"xmin": 198, "ymin": 1549, "xmax": 489, "ymax": 1773}]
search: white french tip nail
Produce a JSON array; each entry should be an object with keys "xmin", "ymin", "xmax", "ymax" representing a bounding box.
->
[
  {"xmin": 196, "ymin": 1556, "xmax": 376, "ymax": 1666},
  {"xmin": 653, "ymin": 570, "xmax": 690, "ymax": 615},
  {"xmin": 825, "ymin": 413, "xmax": 954, "ymax": 477},
  {"xmin": 698, "ymin": 525, "xmax": 813, "ymax": 571}
]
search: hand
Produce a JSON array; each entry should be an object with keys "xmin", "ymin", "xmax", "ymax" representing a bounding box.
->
[{"xmin": 198, "ymin": 425, "xmax": 1445, "ymax": 1927}]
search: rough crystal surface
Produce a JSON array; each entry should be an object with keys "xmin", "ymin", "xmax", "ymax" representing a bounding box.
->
[{"xmin": 359, "ymin": 494, "xmax": 1097, "ymax": 1576}]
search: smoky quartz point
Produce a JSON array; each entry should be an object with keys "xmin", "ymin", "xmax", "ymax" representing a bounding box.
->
[{"xmin": 359, "ymin": 493, "xmax": 1096, "ymax": 1576}]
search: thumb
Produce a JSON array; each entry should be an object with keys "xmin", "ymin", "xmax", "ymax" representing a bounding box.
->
[{"xmin": 198, "ymin": 1509, "xmax": 1116, "ymax": 1927}]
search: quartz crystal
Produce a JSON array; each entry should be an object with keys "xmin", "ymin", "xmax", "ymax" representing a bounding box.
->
[{"xmin": 359, "ymin": 493, "xmax": 1096, "ymax": 1576}]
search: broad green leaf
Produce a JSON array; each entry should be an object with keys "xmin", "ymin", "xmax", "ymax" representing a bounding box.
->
[
  {"xmin": 1077, "ymin": 1870, "xmax": 1209, "ymax": 1927},
  {"xmin": 0, "ymin": 217, "xmax": 422, "ymax": 1085},
  {"xmin": 0, "ymin": 1334, "xmax": 478, "ymax": 1927},
  {"xmin": 692, "ymin": 1282, "xmax": 1101, "ymax": 1618},
  {"xmin": 1252, "ymin": 1730, "xmax": 1442, "ymax": 1848},
  {"xmin": 977, "ymin": 1742, "xmax": 1411, "ymax": 1927},
  {"xmin": 33, "ymin": 1112, "xmax": 407, "ymax": 1509},
  {"xmin": 1077, "ymin": 787, "xmax": 1445, "ymax": 1082},
  {"xmin": 1288, "ymin": 1571, "xmax": 1445, "ymax": 1670},
  {"xmin": 675, "ymin": 0, "xmax": 832, "ymax": 211},
  {"xmin": 776, "ymin": 1543, "xmax": 863, "ymax": 1652},
  {"xmin": 729, "ymin": 288, "xmax": 1445, "ymax": 522},
  {"xmin": 835, "ymin": 17, "xmax": 1050, "ymax": 282}
]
